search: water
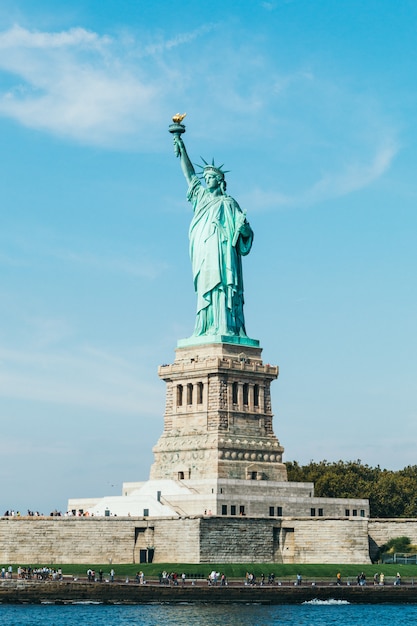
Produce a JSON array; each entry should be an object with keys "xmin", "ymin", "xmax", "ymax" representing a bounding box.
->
[{"xmin": 1, "ymin": 603, "xmax": 417, "ymax": 625}]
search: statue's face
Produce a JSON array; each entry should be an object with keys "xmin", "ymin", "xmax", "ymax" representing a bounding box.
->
[{"xmin": 204, "ymin": 173, "xmax": 220, "ymax": 190}]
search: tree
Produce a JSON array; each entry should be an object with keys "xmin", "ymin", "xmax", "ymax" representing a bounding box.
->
[{"xmin": 285, "ymin": 460, "xmax": 417, "ymax": 518}]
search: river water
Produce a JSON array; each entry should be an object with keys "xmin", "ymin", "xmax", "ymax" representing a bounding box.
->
[{"xmin": 1, "ymin": 602, "xmax": 417, "ymax": 625}]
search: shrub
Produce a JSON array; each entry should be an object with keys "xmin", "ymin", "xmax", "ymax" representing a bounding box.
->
[{"xmin": 381, "ymin": 536, "xmax": 412, "ymax": 554}]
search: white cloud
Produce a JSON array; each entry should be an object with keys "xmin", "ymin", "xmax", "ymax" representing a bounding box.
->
[
  {"xmin": 0, "ymin": 23, "xmax": 222, "ymax": 148},
  {"xmin": 244, "ymin": 138, "xmax": 398, "ymax": 212},
  {"xmin": 0, "ymin": 24, "xmax": 110, "ymax": 50},
  {"xmin": 0, "ymin": 22, "xmax": 400, "ymax": 203},
  {"xmin": 142, "ymin": 23, "xmax": 216, "ymax": 56},
  {"xmin": 0, "ymin": 25, "xmax": 163, "ymax": 147},
  {"xmin": 301, "ymin": 140, "xmax": 398, "ymax": 204}
]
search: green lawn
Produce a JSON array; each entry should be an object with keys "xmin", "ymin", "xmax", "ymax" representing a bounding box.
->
[{"xmin": 9, "ymin": 562, "xmax": 417, "ymax": 582}]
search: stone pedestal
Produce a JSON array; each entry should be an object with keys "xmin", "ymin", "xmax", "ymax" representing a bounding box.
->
[{"xmin": 150, "ymin": 342, "xmax": 287, "ymax": 482}]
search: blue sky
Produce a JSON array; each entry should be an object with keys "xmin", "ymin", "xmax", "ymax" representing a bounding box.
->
[{"xmin": 0, "ymin": 0, "xmax": 416, "ymax": 513}]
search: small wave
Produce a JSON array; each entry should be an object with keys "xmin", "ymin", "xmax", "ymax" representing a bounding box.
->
[
  {"xmin": 71, "ymin": 600, "xmax": 103, "ymax": 605},
  {"xmin": 41, "ymin": 600, "xmax": 104, "ymax": 605},
  {"xmin": 40, "ymin": 600, "xmax": 103, "ymax": 604},
  {"xmin": 303, "ymin": 598, "xmax": 350, "ymax": 605}
]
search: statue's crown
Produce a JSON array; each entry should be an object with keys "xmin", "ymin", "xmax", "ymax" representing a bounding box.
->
[{"xmin": 196, "ymin": 157, "xmax": 229, "ymax": 180}]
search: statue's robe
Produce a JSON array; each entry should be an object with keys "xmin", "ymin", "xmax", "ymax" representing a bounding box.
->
[{"xmin": 187, "ymin": 176, "xmax": 253, "ymax": 337}]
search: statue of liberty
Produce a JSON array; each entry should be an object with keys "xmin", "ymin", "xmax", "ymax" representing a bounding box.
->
[{"xmin": 170, "ymin": 116, "xmax": 254, "ymax": 340}]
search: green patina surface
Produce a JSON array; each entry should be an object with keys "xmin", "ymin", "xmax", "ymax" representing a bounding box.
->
[
  {"xmin": 170, "ymin": 120, "xmax": 257, "ymax": 347},
  {"xmin": 177, "ymin": 334, "xmax": 259, "ymax": 348}
]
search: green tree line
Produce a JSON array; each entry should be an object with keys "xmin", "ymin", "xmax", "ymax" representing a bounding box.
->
[{"xmin": 285, "ymin": 460, "xmax": 417, "ymax": 518}]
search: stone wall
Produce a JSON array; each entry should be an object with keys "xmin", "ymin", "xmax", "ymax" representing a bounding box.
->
[
  {"xmin": 288, "ymin": 518, "xmax": 370, "ymax": 563},
  {"xmin": 0, "ymin": 515, "xmax": 372, "ymax": 565},
  {"xmin": 1, "ymin": 580, "xmax": 416, "ymax": 604},
  {"xmin": 0, "ymin": 517, "xmax": 202, "ymax": 565},
  {"xmin": 150, "ymin": 518, "xmax": 200, "ymax": 562},
  {"xmin": 199, "ymin": 517, "xmax": 370, "ymax": 564},
  {"xmin": 0, "ymin": 517, "xmax": 137, "ymax": 564},
  {"xmin": 200, "ymin": 517, "xmax": 274, "ymax": 562},
  {"xmin": 6, "ymin": 515, "xmax": 415, "ymax": 565},
  {"xmin": 368, "ymin": 519, "xmax": 417, "ymax": 561}
]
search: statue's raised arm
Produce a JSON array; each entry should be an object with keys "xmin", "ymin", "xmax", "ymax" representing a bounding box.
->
[
  {"xmin": 169, "ymin": 113, "xmax": 195, "ymax": 185},
  {"xmin": 174, "ymin": 134, "xmax": 195, "ymax": 186},
  {"xmin": 169, "ymin": 115, "xmax": 254, "ymax": 343}
]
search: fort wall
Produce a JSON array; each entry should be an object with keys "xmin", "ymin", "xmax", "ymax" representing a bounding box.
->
[
  {"xmin": 3, "ymin": 516, "xmax": 416, "ymax": 565},
  {"xmin": 368, "ymin": 519, "xmax": 417, "ymax": 561},
  {"xmin": 0, "ymin": 515, "xmax": 380, "ymax": 565}
]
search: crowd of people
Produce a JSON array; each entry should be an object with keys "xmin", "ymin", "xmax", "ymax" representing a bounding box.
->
[
  {"xmin": 2, "ymin": 509, "xmax": 130, "ymax": 518},
  {"xmin": 1, "ymin": 566, "xmax": 63, "ymax": 580},
  {"xmin": 335, "ymin": 571, "xmax": 401, "ymax": 586},
  {"xmin": 208, "ymin": 571, "xmax": 227, "ymax": 586},
  {"xmin": 0, "ymin": 566, "xmax": 408, "ymax": 587},
  {"xmin": 1, "ymin": 509, "xmax": 107, "ymax": 517},
  {"xmin": 2, "ymin": 510, "xmax": 63, "ymax": 517},
  {"xmin": 244, "ymin": 572, "xmax": 287, "ymax": 586},
  {"xmin": 160, "ymin": 571, "xmax": 188, "ymax": 585}
]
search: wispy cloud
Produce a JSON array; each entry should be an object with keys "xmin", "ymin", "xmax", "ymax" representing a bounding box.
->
[
  {"xmin": 142, "ymin": 23, "xmax": 216, "ymax": 56},
  {"xmin": 0, "ymin": 344, "xmax": 161, "ymax": 414},
  {"xmin": 0, "ymin": 25, "xmax": 163, "ymax": 147},
  {"xmin": 0, "ymin": 23, "xmax": 223, "ymax": 148},
  {"xmin": 299, "ymin": 140, "xmax": 398, "ymax": 205},
  {"xmin": 23, "ymin": 316, "xmax": 74, "ymax": 349},
  {"xmin": 241, "ymin": 188, "xmax": 291, "ymax": 211},
  {"xmin": 52, "ymin": 249, "xmax": 168, "ymax": 280},
  {"xmin": 0, "ymin": 231, "xmax": 168, "ymax": 280},
  {"xmin": 261, "ymin": 0, "xmax": 295, "ymax": 8},
  {"xmin": 0, "ymin": 22, "xmax": 302, "ymax": 148},
  {"xmin": 261, "ymin": 1, "xmax": 280, "ymax": 10},
  {"xmin": 0, "ymin": 251, "xmax": 30, "ymax": 267},
  {"xmin": 244, "ymin": 138, "xmax": 398, "ymax": 211},
  {"xmin": 0, "ymin": 24, "xmax": 110, "ymax": 50},
  {"xmin": 0, "ymin": 21, "xmax": 399, "ymax": 206}
]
